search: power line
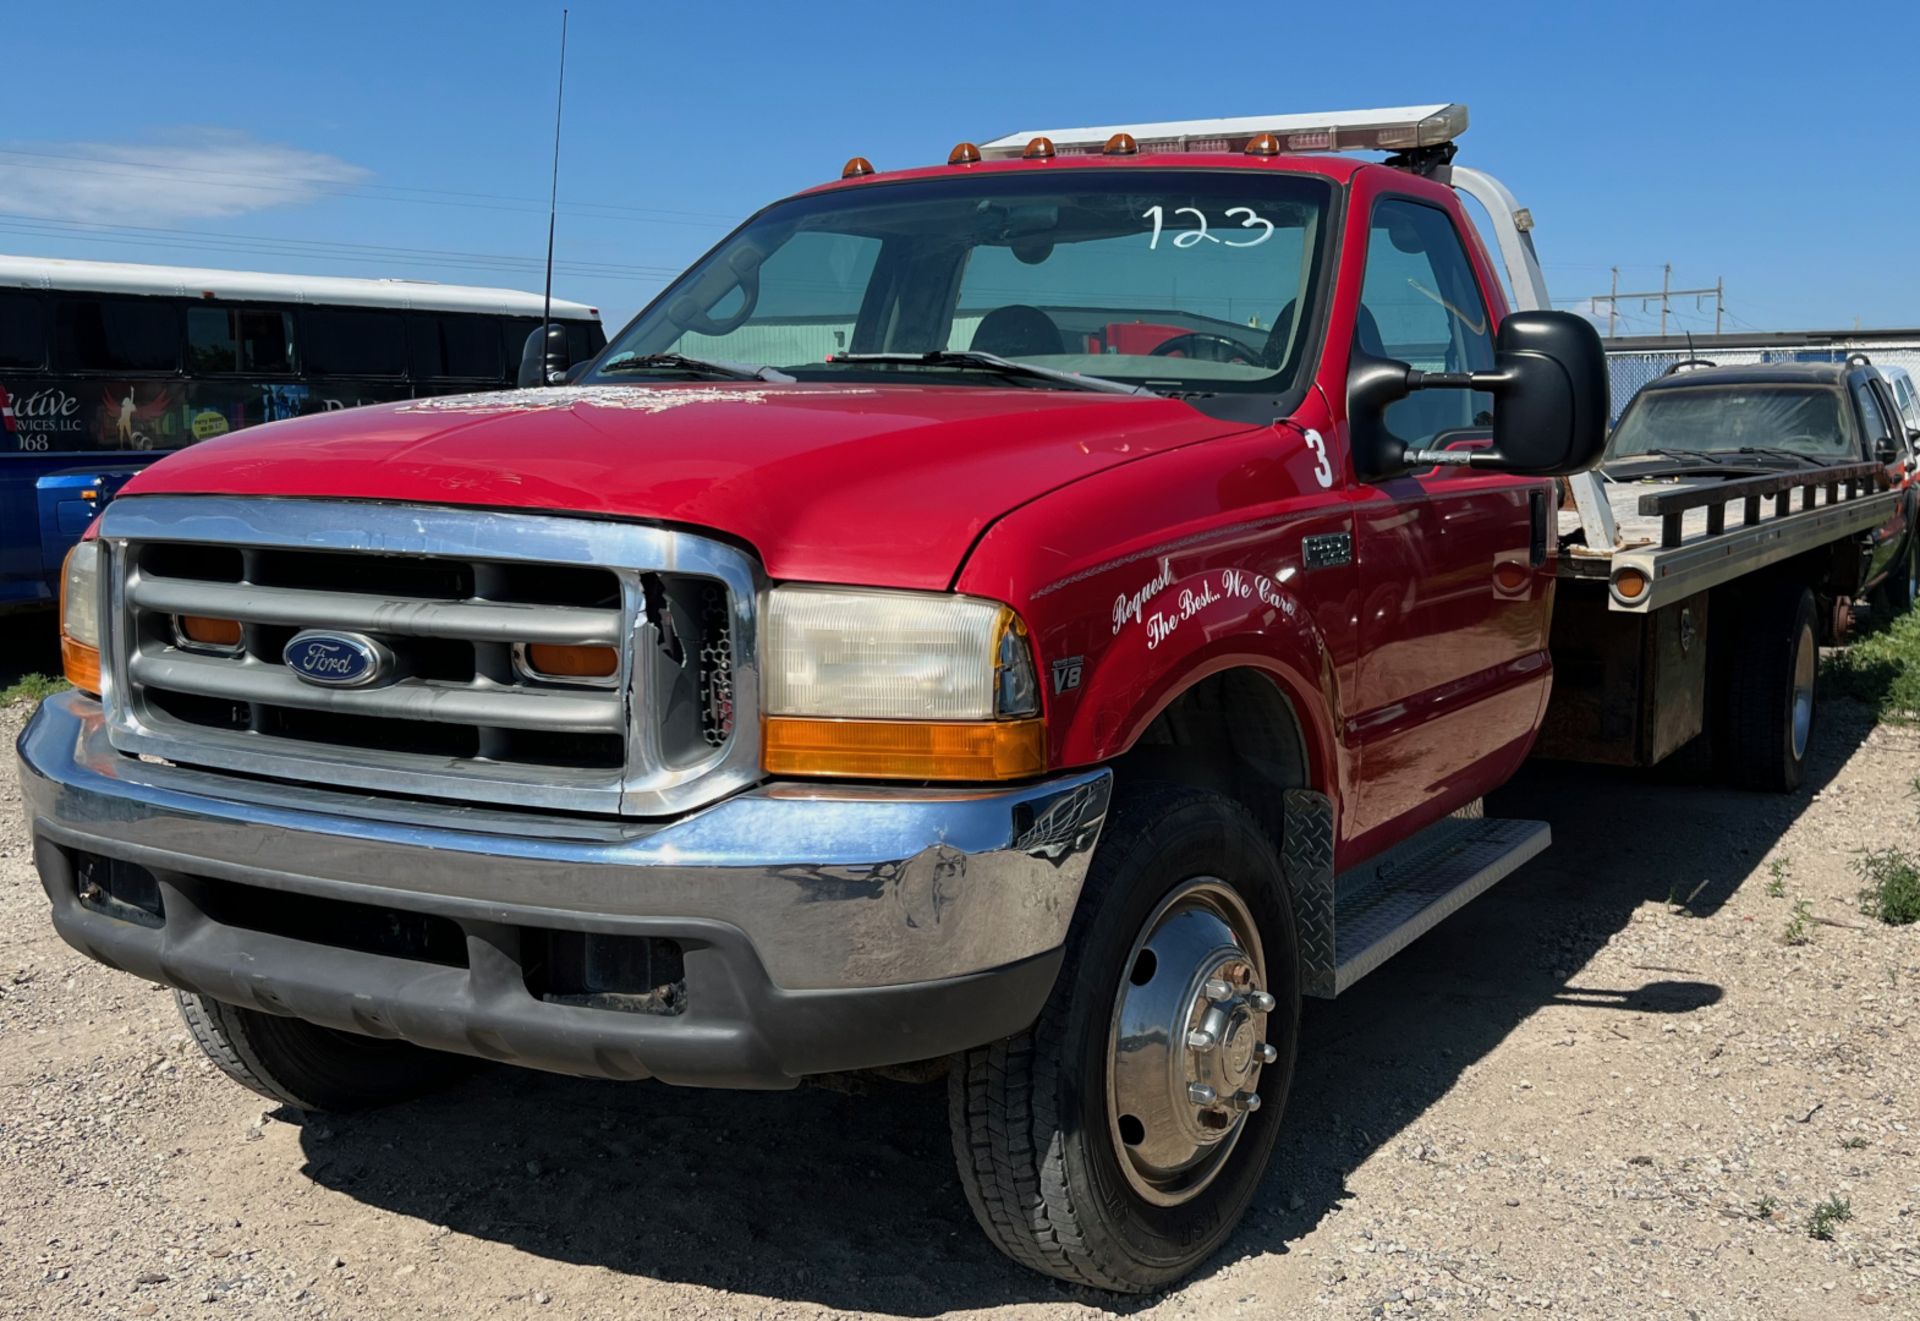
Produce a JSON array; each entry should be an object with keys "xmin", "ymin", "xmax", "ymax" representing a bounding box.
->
[{"xmin": 1589, "ymin": 265, "xmax": 1723, "ymax": 336}]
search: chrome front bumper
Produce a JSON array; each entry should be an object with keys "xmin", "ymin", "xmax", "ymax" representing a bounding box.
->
[{"xmin": 17, "ymin": 692, "xmax": 1110, "ymax": 1087}]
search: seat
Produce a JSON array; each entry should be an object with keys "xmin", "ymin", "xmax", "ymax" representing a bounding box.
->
[{"xmin": 970, "ymin": 305, "xmax": 1064, "ymax": 358}]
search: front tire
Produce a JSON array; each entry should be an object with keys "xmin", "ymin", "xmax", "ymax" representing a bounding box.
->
[
  {"xmin": 1725, "ymin": 582, "xmax": 1818, "ymax": 792},
  {"xmin": 947, "ymin": 784, "xmax": 1300, "ymax": 1292},
  {"xmin": 176, "ymin": 991, "xmax": 472, "ymax": 1111}
]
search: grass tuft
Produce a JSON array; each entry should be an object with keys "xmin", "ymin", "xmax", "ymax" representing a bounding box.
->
[
  {"xmin": 1782, "ymin": 899, "xmax": 1814, "ymax": 946},
  {"xmin": 1764, "ymin": 857, "xmax": 1790, "ymax": 899},
  {"xmin": 1855, "ymin": 848, "xmax": 1920, "ymax": 926},
  {"xmin": 0, "ymin": 672, "xmax": 67, "ymax": 706},
  {"xmin": 1807, "ymin": 1195, "xmax": 1852, "ymax": 1241},
  {"xmin": 1824, "ymin": 606, "xmax": 1920, "ymax": 723}
]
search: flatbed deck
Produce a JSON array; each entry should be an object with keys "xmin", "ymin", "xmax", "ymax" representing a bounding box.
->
[{"xmin": 1556, "ymin": 464, "xmax": 1900, "ymax": 612}]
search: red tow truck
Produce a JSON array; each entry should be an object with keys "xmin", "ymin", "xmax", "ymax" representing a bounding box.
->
[{"xmin": 18, "ymin": 105, "xmax": 1894, "ymax": 1291}]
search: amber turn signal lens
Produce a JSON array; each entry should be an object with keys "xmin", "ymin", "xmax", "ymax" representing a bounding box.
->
[
  {"xmin": 1612, "ymin": 567, "xmax": 1650, "ymax": 602},
  {"xmin": 524, "ymin": 643, "xmax": 618, "ymax": 678},
  {"xmin": 62, "ymin": 635, "xmax": 101, "ymax": 695},
  {"xmin": 179, "ymin": 614, "xmax": 243, "ymax": 646},
  {"xmin": 763, "ymin": 717, "xmax": 1046, "ymax": 781}
]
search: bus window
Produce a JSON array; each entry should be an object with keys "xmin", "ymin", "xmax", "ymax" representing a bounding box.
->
[
  {"xmin": 0, "ymin": 292, "xmax": 46, "ymax": 368},
  {"xmin": 53, "ymin": 297, "xmax": 180, "ymax": 373},
  {"xmin": 566, "ymin": 319, "xmax": 605, "ymax": 365},
  {"xmin": 187, "ymin": 306, "xmax": 295, "ymax": 374},
  {"xmin": 410, "ymin": 314, "xmax": 504, "ymax": 381},
  {"xmin": 305, "ymin": 308, "xmax": 406, "ymax": 376}
]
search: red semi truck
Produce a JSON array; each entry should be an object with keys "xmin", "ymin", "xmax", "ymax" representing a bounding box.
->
[{"xmin": 17, "ymin": 105, "xmax": 1894, "ymax": 1291}]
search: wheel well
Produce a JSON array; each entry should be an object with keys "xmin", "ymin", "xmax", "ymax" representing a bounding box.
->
[{"xmin": 1112, "ymin": 669, "xmax": 1310, "ymax": 847}]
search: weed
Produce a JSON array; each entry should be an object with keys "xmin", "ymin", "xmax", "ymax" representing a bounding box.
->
[
  {"xmin": 1765, "ymin": 857, "xmax": 1790, "ymax": 899},
  {"xmin": 1806, "ymin": 1196, "xmax": 1852, "ymax": 1241},
  {"xmin": 1782, "ymin": 899, "xmax": 1814, "ymax": 946},
  {"xmin": 1840, "ymin": 1136, "xmax": 1870, "ymax": 1150},
  {"xmin": 1824, "ymin": 606, "xmax": 1920, "ymax": 723},
  {"xmin": 0, "ymin": 672, "xmax": 66, "ymax": 706},
  {"xmin": 1754, "ymin": 1193, "xmax": 1778, "ymax": 1219},
  {"xmin": 1855, "ymin": 848, "xmax": 1920, "ymax": 926}
]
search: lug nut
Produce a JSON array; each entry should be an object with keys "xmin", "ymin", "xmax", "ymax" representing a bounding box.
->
[
  {"xmin": 1230, "ymin": 1091, "xmax": 1262, "ymax": 1113},
  {"xmin": 1248, "ymin": 990, "xmax": 1277, "ymax": 1014},
  {"xmin": 1203, "ymin": 978, "xmax": 1234, "ymax": 1002},
  {"xmin": 1188, "ymin": 1082, "xmax": 1217, "ymax": 1106},
  {"xmin": 1255, "ymin": 1042, "xmax": 1279, "ymax": 1065},
  {"xmin": 1186, "ymin": 1029, "xmax": 1217, "ymax": 1052}
]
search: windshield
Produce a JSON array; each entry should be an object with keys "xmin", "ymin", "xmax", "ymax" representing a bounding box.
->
[
  {"xmin": 1608, "ymin": 385, "xmax": 1855, "ymax": 461},
  {"xmin": 593, "ymin": 169, "xmax": 1332, "ymax": 394}
]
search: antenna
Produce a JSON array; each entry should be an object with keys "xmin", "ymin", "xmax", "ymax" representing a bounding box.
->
[{"xmin": 540, "ymin": 8, "xmax": 570, "ymax": 383}]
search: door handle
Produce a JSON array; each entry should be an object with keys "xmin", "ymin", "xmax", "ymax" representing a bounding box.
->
[{"xmin": 1529, "ymin": 488, "xmax": 1548, "ymax": 567}]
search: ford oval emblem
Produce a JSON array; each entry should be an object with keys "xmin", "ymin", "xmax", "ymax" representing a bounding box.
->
[{"xmin": 283, "ymin": 630, "xmax": 389, "ymax": 688}]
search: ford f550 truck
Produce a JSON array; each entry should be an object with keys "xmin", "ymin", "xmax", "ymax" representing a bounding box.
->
[{"xmin": 17, "ymin": 105, "xmax": 1887, "ymax": 1292}]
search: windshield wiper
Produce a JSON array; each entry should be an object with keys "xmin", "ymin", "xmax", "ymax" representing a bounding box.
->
[
  {"xmin": 600, "ymin": 353, "xmax": 794, "ymax": 383},
  {"xmin": 1637, "ymin": 446, "xmax": 1723, "ymax": 464},
  {"xmin": 1733, "ymin": 446, "xmax": 1825, "ymax": 467},
  {"xmin": 830, "ymin": 351, "xmax": 1152, "ymax": 396}
]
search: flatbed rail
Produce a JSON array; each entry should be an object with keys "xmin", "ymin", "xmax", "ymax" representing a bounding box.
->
[{"xmin": 1558, "ymin": 462, "xmax": 1900, "ymax": 612}]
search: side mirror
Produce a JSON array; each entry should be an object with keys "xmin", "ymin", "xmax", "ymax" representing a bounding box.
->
[
  {"xmin": 1348, "ymin": 310, "xmax": 1611, "ymax": 481},
  {"xmin": 1876, "ymin": 436, "xmax": 1899, "ymax": 464},
  {"xmin": 516, "ymin": 324, "xmax": 570, "ymax": 389}
]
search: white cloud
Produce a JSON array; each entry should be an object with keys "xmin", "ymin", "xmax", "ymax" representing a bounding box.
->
[{"xmin": 0, "ymin": 130, "xmax": 370, "ymax": 224}]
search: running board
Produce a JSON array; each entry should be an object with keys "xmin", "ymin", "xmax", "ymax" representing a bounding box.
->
[{"xmin": 1284, "ymin": 796, "xmax": 1549, "ymax": 999}]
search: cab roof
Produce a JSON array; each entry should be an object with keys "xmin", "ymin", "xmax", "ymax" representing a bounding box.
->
[{"xmin": 1642, "ymin": 362, "xmax": 1858, "ymax": 392}]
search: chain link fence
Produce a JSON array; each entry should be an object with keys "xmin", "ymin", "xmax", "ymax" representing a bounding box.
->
[{"xmin": 1607, "ymin": 339, "xmax": 1920, "ymax": 423}]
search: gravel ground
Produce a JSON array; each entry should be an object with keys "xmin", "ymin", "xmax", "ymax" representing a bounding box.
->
[{"xmin": 2, "ymin": 693, "xmax": 1916, "ymax": 1320}]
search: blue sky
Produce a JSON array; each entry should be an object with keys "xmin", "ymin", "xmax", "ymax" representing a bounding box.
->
[{"xmin": 3, "ymin": 1, "xmax": 1914, "ymax": 337}]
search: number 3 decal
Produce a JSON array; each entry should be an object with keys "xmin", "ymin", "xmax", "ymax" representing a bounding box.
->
[{"xmin": 1302, "ymin": 428, "xmax": 1333, "ymax": 488}]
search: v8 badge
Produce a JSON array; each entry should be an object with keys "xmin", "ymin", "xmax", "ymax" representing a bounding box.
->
[{"xmin": 1051, "ymin": 656, "xmax": 1084, "ymax": 695}]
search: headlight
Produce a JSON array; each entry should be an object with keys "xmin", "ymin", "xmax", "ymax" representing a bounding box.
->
[
  {"xmin": 762, "ymin": 585, "xmax": 1044, "ymax": 780},
  {"xmin": 60, "ymin": 539, "xmax": 102, "ymax": 694}
]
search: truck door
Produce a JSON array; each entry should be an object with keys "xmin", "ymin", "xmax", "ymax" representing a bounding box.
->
[
  {"xmin": 1344, "ymin": 196, "xmax": 1552, "ymax": 848},
  {"xmin": 1855, "ymin": 375, "xmax": 1913, "ymax": 587}
]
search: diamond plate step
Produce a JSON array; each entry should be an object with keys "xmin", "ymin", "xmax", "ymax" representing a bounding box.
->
[{"xmin": 1327, "ymin": 816, "xmax": 1550, "ymax": 996}]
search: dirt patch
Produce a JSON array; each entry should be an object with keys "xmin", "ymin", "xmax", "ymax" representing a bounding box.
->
[{"xmin": 2, "ymin": 694, "xmax": 1916, "ymax": 1319}]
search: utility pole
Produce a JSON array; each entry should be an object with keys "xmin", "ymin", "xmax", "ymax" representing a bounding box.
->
[{"xmin": 1591, "ymin": 268, "xmax": 1724, "ymax": 340}]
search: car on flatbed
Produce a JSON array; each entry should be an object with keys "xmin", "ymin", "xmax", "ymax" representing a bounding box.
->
[
  {"xmin": 16, "ymin": 102, "xmax": 1893, "ymax": 1292},
  {"xmin": 1603, "ymin": 357, "xmax": 1918, "ymax": 615}
]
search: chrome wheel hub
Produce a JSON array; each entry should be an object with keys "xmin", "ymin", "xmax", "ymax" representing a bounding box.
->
[
  {"xmin": 1791, "ymin": 620, "xmax": 1815, "ymax": 761},
  {"xmin": 1106, "ymin": 879, "xmax": 1273, "ymax": 1206}
]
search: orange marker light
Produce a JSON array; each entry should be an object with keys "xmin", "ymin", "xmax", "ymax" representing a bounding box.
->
[
  {"xmin": 1103, "ymin": 132, "xmax": 1139, "ymax": 156},
  {"xmin": 524, "ymin": 643, "xmax": 618, "ymax": 679},
  {"xmin": 1023, "ymin": 136, "xmax": 1056, "ymax": 160},
  {"xmin": 763, "ymin": 717, "xmax": 1046, "ymax": 782},
  {"xmin": 948, "ymin": 141, "xmax": 982, "ymax": 166},
  {"xmin": 1244, "ymin": 132, "xmax": 1282, "ymax": 157},
  {"xmin": 1612, "ymin": 567, "xmax": 1650, "ymax": 602},
  {"xmin": 179, "ymin": 615, "xmax": 242, "ymax": 647},
  {"xmin": 841, "ymin": 156, "xmax": 875, "ymax": 179}
]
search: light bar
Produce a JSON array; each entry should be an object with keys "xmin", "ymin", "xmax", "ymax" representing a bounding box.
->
[{"xmin": 979, "ymin": 104, "xmax": 1467, "ymax": 160}]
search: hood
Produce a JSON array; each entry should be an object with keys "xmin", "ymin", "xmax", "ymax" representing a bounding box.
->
[{"xmin": 121, "ymin": 382, "xmax": 1242, "ymax": 589}]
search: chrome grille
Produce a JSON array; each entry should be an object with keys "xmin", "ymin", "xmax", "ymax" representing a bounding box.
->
[{"xmin": 97, "ymin": 497, "xmax": 762, "ymax": 816}]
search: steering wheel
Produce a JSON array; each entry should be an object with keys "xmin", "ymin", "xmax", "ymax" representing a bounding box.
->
[{"xmin": 1148, "ymin": 332, "xmax": 1263, "ymax": 364}]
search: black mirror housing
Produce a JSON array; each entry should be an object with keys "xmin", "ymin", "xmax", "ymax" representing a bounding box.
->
[
  {"xmin": 1347, "ymin": 310, "xmax": 1611, "ymax": 480},
  {"xmin": 516, "ymin": 324, "xmax": 571, "ymax": 389}
]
